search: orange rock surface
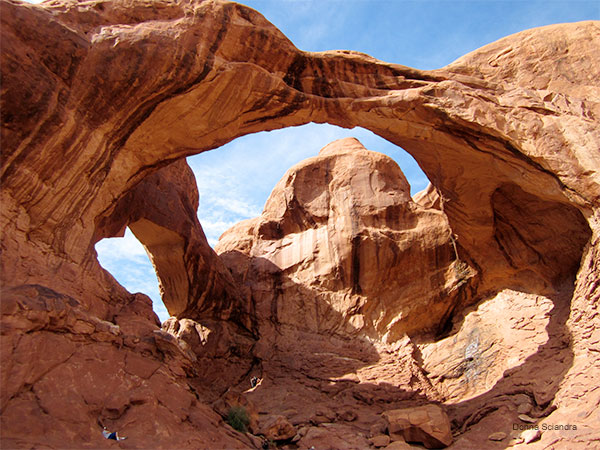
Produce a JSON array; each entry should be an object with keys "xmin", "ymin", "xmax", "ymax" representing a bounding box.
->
[
  {"xmin": 1, "ymin": 0, "xmax": 599, "ymax": 448},
  {"xmin": 216, "ymin": 137, "xmax": 475, "ymax": 341},
  {"xmin": 383, "ymin": 404, "xmax": 453, "ymax": 448}
]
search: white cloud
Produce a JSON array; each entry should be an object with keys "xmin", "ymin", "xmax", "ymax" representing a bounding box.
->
[
  {"xmin": 95, "ymin": 228, "xmax": 149, "ymax": 261},
  {"xmin": 200, "ymin": 218, "xmax": 241, "ymax": 238},
  {"xmin": 212, "ymin": 196, "xmax": 263, "ymax": 218}
]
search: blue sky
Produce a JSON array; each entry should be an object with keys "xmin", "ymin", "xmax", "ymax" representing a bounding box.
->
[{"xmin": 21, "ymin": 0, "xmax": 596, "ymax": 321}]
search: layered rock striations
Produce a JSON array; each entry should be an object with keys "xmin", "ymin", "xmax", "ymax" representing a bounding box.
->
[
  {"xmin": 216, "ymin": 138, "xmax": 476, "ymax": 342},
  {"xmin": 1, "ymin": 0, "xmax": 599, "ymax": 447}
]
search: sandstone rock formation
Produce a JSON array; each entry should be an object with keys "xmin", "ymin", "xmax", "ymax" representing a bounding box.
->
[
  {"xmin": 93, "ymin": 158, "xmax": 258, "ymax": 395},
  {"xmin": 1, "ymin": 0, "xmax": 599, "ymax": 448},
  {"xmin": 383, "ymin": 404, "xmax": 453, "ymax": 448},
  {"xmin": 94, "ymin": 159, "xmax": 252, "ymax": 327},
  {"xmin": 216, "ymin": 137, "xmax": 476, "ymax": 342},
  {"xmin": 0, "ymin": 284, "xmax": 252, "ymax": 449}
]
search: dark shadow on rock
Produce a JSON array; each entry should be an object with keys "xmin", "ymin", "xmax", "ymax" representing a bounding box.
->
[
  {"xmin": 185, "ymin": 250, "xmax": 447, "ymax": 448},
  {"xmin": 203, "ymin": 202, "xmax": 589, "ymax": 449}
]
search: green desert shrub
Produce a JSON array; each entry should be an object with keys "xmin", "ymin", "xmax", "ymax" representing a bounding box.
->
[{"xmin": 226, "ymin": 406, "xmax": 250, "ymax": 433}]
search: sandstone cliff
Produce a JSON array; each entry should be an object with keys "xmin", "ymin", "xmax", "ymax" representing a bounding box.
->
[{"xmin": 1, "ymin": 0, "xmax": 599, "ymax": 448}]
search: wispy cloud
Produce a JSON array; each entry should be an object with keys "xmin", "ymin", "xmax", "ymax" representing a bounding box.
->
[{"xmin": 95, "ymin": 228, "xmax": 148, "ymax": 261}]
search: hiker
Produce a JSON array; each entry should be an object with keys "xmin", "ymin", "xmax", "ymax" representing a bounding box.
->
[{"xmin": 102, "ymin": 427, "xmax": 127, "ymax": 441}]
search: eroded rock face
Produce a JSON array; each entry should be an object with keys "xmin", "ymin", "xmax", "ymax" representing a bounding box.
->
[
  {"xmin": 1, "ymin": 0, "xmax": 599, "ymax": 448},
  {"xmin": 419, "ymin": 288, "xmax": 557, "ymax": 402},
  {"xmin": 0, "ymin": 285, "xmax": 251, "ymax": 449},
  {"xmin": 383, "ymin": 404, "xmax": 453, "ymax": 449},
  {"xmin": 94, "ymin": 158, "xmax": 254, "ymax": 328},
  {"xmin": 216, "ymin": 138, "xmax": 476, "ymax": 341}
]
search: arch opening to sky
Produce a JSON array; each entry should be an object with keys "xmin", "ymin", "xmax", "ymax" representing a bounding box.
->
[
  {"xmin": 95, "ymin": 228, "xmax": 167, "ymax": 321},
  {"xmin": 95, "ymin": 124, "xmax": 431, "ymax": 322},
  {"xmin": 190, "ymin": 124, "xmax": 430, "ymax": 247}
]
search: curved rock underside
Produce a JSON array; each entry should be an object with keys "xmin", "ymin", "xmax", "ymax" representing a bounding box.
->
[{"xmin": 1, "ymin": 0, "xmax": 599, "ymax": 448}]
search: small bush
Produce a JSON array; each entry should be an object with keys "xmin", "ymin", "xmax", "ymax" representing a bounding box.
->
[{"xmin": 226, "ymin": 406, "xmax": 250, "ymax": 433}]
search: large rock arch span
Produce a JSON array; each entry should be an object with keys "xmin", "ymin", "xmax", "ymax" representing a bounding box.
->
[{"xmin": 1, "ymin": 1, "xmax": 597, "ymax": 301}]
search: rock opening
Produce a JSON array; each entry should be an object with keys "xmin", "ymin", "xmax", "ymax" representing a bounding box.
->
[
  {"xmin": 95, "ymin": 227, "xmax": 167, "ymax": 322},
  {"xmin": 187, "ymin": 123, "xmax": 431, "ymax": 246}
]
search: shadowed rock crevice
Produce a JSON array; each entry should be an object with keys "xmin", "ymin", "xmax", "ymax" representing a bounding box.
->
[{"xmin": 491, "ymin": 182, "xmax": 591, "ymax": 287}]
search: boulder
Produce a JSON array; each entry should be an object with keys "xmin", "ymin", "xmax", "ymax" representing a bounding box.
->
[
  {"xmin": 370, "ymin": 434, "xmax": 391, "ymax": 447},
  {"xmin": 260, "ymin": 415, "xmax": 296, "ymax": 441},
  {"xmin": 383, "ymin": 404, "xmax": 453, "ymax": 449},
  {"xmin": 488, "ymin": 431, "xmax": 507, "ymax": 441}
]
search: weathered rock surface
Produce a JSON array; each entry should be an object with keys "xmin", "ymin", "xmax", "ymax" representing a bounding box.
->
[
  {"xmin": 94, "ymin": 159, "xmax": 253, "ymax": 327},
  {"xmin": 488, "ymin": 431, "xmax": 507, "ymax": 441},
  {"xmin": 1, "ymin": 0, "xmax": 599, "ymax": 448},
  {"xmin": 259, "ymin": 414, "xmax": 296, "ymax": 441},
  {"xmin": 385, "ymin": 441, "xmax": 415, "ymax": 450},
  {"xmin": 162, "ymin": 316, "xmax": 256, "ymax": 399},
  {"xmin": 383, "ymin": 404, "xmax": 453, "ymax": 449},
  {"xmin": 93, "ymin": 158, "xmax": 258, "ymax": 397},
  {"xmin": 371, "ymin": 434, "xmax": 392, "ymax": 447},
  {"xmin": 0, "ymin": 284, "xmax": 251, "ymax": 449},
  {"xmin": 419, "ymin": 288, "xmax": 558, "ymax": 402},
  {"xmin": 216, "ymin": 138, "xmax": 475, "ymax": 341},
  {"xmin": 213, "ymin": 390, "xmax": 260, "ymax": 434}
]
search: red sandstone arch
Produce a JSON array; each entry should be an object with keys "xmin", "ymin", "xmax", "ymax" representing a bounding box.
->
[
  {"xmin": 1, "ymin": 1, "xmax": 599, "ymax": 447},
  {"xmin": 1, "ymin": 1, "xmax": 597, "ymax": 318}
]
